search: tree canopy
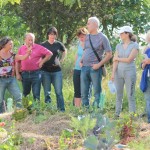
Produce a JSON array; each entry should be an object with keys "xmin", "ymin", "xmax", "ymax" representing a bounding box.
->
[{"xmin": 0, "ymin": 0, "xmax": 150, "ymax": 48}]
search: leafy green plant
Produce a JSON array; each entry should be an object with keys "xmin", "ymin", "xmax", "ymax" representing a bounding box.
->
[
  {"xmin": 117, "ymin": 115, "xmax": 139, "ymax": 144},
  {"xmin": 70, "ymin": 115, "xmax": 96, "ymax": 138},
  {"xmin": 0, "ymin": 121, "xmax": 24, "ymax": 150},
  {"xmin": 59, "ymin": 129, "xmax": 83, "ymax": 150},
  {"xmin": 12, "ymin": 109, "xmax": 28, "ymax": 121},
  {"xmin": 34, "ymin": 114, "xmax": 48, "ymax": 124},
  {"xmin": 84, "ymin": 113, "xmax": 119, "ymax": 150},
  {"xmin": 22, "ymin": 95, "xmax": 33, "ymax": 110},
  {"xmin": 128, "ymin": 136, "xmax": 150, "ymax": 150},
  {"xmin": 59, "ymin": 130, "xmax": 73, "ymax": 150}
]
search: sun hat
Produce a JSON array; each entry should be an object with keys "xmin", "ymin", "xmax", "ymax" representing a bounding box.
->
[{"xmin": 118, "ymin": 26, "xmax": 133, "ymax": 34}]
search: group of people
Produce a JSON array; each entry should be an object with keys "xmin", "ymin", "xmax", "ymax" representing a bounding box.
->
[
  {"xmin": 0, "ymin": 16, "xmax": 150, "ymax": 123},
  {"xmin": 0, "ymin": 27, "xmax": 66, "ymax": 112},
  {"xmin": 73, "ymin": 17, "xmax": 150, "ymax": 123}
]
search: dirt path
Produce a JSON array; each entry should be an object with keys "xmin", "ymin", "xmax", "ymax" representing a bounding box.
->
[{"xmin": 1, "ymin": 113, "xmax": 150, "ymax": 150}]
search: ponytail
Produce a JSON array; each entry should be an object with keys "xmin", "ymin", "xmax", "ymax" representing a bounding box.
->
[{"xmin": 129, "ymin": 33, "xmax": 137, "ymax": 42}]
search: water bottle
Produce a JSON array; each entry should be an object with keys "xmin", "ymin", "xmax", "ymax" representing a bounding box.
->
[
  {"xmin": 7, "ymin": 98, "xmax": 13, "ymax": 112},
  {"xmin": 108, "ymin": 81, "xmax": 116, "ymax": 94}
]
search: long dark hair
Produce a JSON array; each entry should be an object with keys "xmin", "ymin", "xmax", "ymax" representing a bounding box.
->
[
  {"xmin": 0, "ymin": 36, "xmax": 12, "ymax": 50},
  {"xmin": 47, "ymin": 27, "xmax": 58, "ymax": 39}
]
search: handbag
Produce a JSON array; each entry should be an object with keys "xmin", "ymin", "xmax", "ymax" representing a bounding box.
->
[{"xmin": 89, "ymin": 34, "xmax": 107, "ymax": 77}]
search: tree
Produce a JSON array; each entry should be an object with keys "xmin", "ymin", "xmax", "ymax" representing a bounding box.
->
[
  {"xmin": 15, "ymin": 0, "xmax": 149, "ymax": 47},
  {"xmin": 0, "ymin": 4, "xmax": 28, "ymax": 49},
  {"xmin": 1, "ymin": 0, "xmax": 150, "ymax": 48},
  {"xmin": 0, "ymin": 0, "xmax": 20, "ymax": 6}
]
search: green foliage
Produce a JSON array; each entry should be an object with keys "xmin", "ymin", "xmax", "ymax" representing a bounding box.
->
[
  {"xmin": 70, "ymin": 115, "xmax": 96, "ymax": 138},
  {"xmin": 84, "ymin": 135, "xmax": 99, "ymax": 150},
  {"xmin": 0, "ymin": 0, "xmax": 20, "ymax": 7},
  {"xmin": 12, "ymin": 109, "xmax": 28, "ymax": 121},
  {"xmin": 117, "ymin": 114, "xmax": 139, "ymax": 144},
  {"xmin": 58, "ymin": 0, "xmax": 81, "ymax": 7},
  {"xmin": 27, "ymin": 137, "xmax": 36, "ymax": 145},
  {"xmin": 22, "ymin": 96, "xmax": 33, "ymax": 109},
  {"xmin": 59, "ymin": 130, "xmax": 73, "ymax": 149},
  {"xmin": 10, "ymin": 0, "xmax": 149, "ymax": 47},
  {"xmin": 83, "ymin": 112, "xmax": 119, "ymax": 150},
  {"xmin": 129, "ymin": 137, "xmax": 150, "ymax": 150},
  {"xmin": 34, "ymin": 114, "xmax": 48, "ymax": 124},
  {"xmin": 0, "ymin": 4, "xmax": 28, "ymax": 50},
  {"xmin": 0, "ymin": 121, "xmax": 23, "ymax": 150}
]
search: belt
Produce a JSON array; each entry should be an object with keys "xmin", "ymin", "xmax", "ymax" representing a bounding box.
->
[
  {"xmin": 22, "ymin": 69, "xmax": 40, "ymax": 73},
  {"xmin": 0, "ymin": 75, "xmax": 12, "ymax": 78}
]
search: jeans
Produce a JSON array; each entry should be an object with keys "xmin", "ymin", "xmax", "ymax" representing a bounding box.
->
[
  {"xmin": 115, "ymin": 67, "xmax": 136, "ymax": 116},
  {"xmin": 41, "ymin": 70, "xmax": 65, "ymax": 111},
  {"xmin": 73, "ymin": 69, "xmax": 92, "ymax": 98},
  {"xmin": 0, "ymin": 77, "xmax": 22, "ymax": 113},
  {"xmin": 21, "ymin": 70, "xmax": 41, "ymax": 100},
  {"xmin": 144, "ymin": 77, "xmax": 150, "ymax": 123},
  {"xmin": 81, "ymin": 66, "xmax": 102, "ymax": 107}
]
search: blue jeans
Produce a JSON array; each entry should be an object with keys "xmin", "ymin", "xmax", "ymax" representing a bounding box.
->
[
  {"xmin": 73, "ymin": 69, "xmax": 92, "ymax": 99},
  {"xmin": 0, "ymin": 77, "xmax": 22, "ymax": 113},
  {"xmin": 144, "ymin": 77, "xmax": 150, "ymax": 123},
  {"xmin": 81, "ymin": 66, "xmax": 102, "ymax": 107},
  {"xmin": 41, "ymin": 71, "xmax": 65, "ymax": 111},
  {"xmin": 21, "ymin": 70, "xmax": 41, "ymax": 100}
]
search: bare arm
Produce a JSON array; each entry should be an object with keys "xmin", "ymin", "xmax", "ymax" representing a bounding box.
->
[
  {"xmin": 60, "ymin": 49, "xmax": 67, "ymax": 63},
  {"xmin": 15, "ymin": 49, "xmax": 31, "ymax": 61},
  {"xmin": 111, "ymin": 51, "xmax": 119, "ymax": 81},
  {"xmin": 142, "ymin": 59, "xmax": 150, "ymax": 65},
  {"xmin": 114, "ymin": 49, "xmax": 138, "ymax": 63},
  {"xmin": 15, "ymin": 54, "xmax": 29, "ymax": 61},
  {"xmin": 74, "ymin": 54, "xmax": 78, "ymax": 65},
  {"xmin": 39, "ymin": 54, "xmax": 52, "ymax": 68},
  {"xmin": 15, "ymin": 61, "xmax": 22, "ymax": 81},
  {"xmin": 92, "ymin": 51, "xmax": 112, "ymax": 70},
  {"xmin": 79, "ymin": 55, "xmax": 84, "ymax": 68},
  {"xmin": 141, "ymin": 46, "xmax": 149, "ymax": 69}
]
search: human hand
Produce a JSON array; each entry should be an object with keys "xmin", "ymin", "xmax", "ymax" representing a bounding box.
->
[
  {"xmin": 142, "ymin": 58, "xmax": 150, "ymax": 65},
  {"xmin": 39, "ymin": 61, "xmax": 44, "ymax": 68},
  {"xmin": 26, "ymin": 49, "xmax": 32, "ymax": 55},
  {"xmin": 92, "ymin": 63, "xmax": 100, "ymax": 70},
  {"xmin": 80, "ymin": 62, "xmax": 83, "ymax": 68},
  {"xmin": 16, "ymin": 73, "xmax": 22, "ymax": 81},
  {"xmin": 113, "ymin": 56, "xmax": 119, "ymax": 62},
  {"xmin": 111, "ymin": 73, "xmax": 115, "ymax": 81}
]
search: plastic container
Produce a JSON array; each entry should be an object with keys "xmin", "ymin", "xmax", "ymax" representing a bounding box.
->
[{"xmin": 108, "ymin": 81, "xmax": 116, "ymax": 94}]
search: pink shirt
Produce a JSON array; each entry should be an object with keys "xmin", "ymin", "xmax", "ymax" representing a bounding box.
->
[{"xmin": 18, "ymin": 44, "xmax": 52, "ymax": 71}]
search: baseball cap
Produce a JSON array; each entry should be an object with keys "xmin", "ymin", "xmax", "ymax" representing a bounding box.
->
[{"xmin": 118, "ymin": 26, "xmax": 133, "ymax": 34}]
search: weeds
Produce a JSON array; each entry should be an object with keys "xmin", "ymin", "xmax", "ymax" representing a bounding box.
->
[{"xmin": 0, "ymin": 121, "xmax": 24, "ymax": 150}]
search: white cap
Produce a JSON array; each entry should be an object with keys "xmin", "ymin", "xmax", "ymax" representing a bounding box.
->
[{"xmin": 118, "ymin": 26, "xmax": 133, "ymax": 34}]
